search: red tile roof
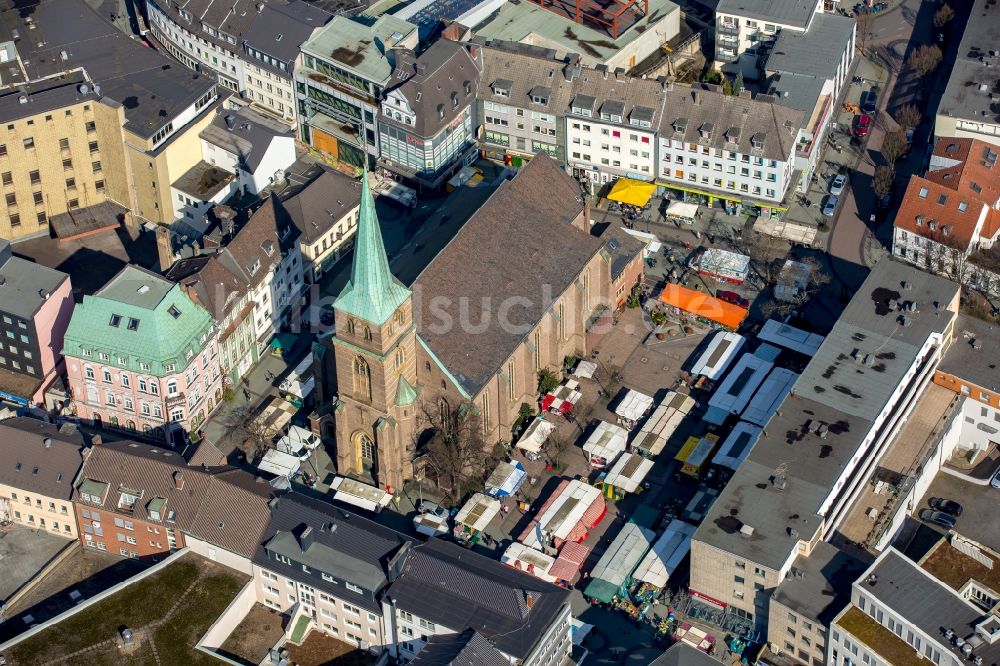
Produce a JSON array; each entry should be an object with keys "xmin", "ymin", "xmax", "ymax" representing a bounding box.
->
[
  {"xmin": 894, "ymin": 176, "xmax": 986, "ymax": 252},
  {"xmin": 928, "ymin": 138, "xmax": 1000, "ymax": 207}
]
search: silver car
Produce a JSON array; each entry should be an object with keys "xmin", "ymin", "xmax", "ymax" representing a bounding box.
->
[
  {"xmin": 830, "ymin": 174, "xmax": 847, "ymax": 196},
  {"xmin": 822, "ymin": 195, "xmax": 840, "ymax": 217}
]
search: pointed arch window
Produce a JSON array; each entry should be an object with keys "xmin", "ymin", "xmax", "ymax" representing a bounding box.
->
[
  {"xmin": 353, "ymin": 356, "xmax": 371, "ymax": 401},
  {"xmin": 347, "ymin": 319, "xmax": 356, "ymax": 336},
  {"xmin": 364, "ymin": 326, "xmax": 373, "ymax": 342},
  {"xmin": 395, "ymin": 347, "xmax": 405, "ymax": 371}
]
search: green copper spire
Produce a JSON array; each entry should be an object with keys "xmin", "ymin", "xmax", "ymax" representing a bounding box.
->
[
  {"xmin": 395, "ymin": 375, "xmax": 419, "ymax": 406},
  {"xmin": 335, "ymin": 171, "xmax": 411, "ymax": 325}
]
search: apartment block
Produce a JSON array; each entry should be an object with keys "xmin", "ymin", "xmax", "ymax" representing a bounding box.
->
[
  {"xmin": 714, "ymin": 0, "xmax": 826, "ymax": 79},
  {"xmin": 0, "ymin": 240, "xmax": 74, "ymax": 408},
  {"xmin": 0, "ymin": 418, "xmax": 88, "ymax": 538},
  {"xmin": 690, "ymin": 259, "xmax": 960, "ymax": 631},
  {"xmin": 62, "ymin": 266, "xmax": 223, "ymax": 442}
]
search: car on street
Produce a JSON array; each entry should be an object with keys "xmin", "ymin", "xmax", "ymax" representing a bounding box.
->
[
  {"xmin": 822, "ymin": 195, "xmax": 840, "ymax": 217},
  {"xmin": 928, "ymin": 497, "xmax": 963, "ymax": 517},
  {"xmin": 830, "ymin": 174, "xmax": 847, "ymax": 196},
  {"xmin": 861, "ymin": 89, "xmax": 878, "ymax": 114},
  {"xmin": 919, "ymin": 509, "xmax": 957, "ymax": 530},
  {"xmin": 991, "ymin": 467, "xmax": 1000, "ymax": 489},
  {"xmin": 854, "ymin": 114, "xmax": 871, "ymax": 138},
  {"xmin": 716, "ymin": 290, "xmax": 750, "ymax": 308}
]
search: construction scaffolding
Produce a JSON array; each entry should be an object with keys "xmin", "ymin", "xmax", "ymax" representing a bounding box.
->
[{"xmin": 525, "ymin": 0, "xmax": 649, "ymax": 39}]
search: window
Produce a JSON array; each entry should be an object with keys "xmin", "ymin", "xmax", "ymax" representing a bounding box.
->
[
  {"xmin": 23, "ymin": 137, "xmax": 34, "ymax": 149},
  {"xmin": 62, "ymin": 158, "xmax": 73, "ymax": 170},
  {"xmin": 345, "ymin": 582, "xmax": 363, "ymax": 594},
  {"xmin": 343, "ymin": 603, "xmax": 360, "ymax": 615},
  {"xmin": 419, "ymin": 619, "xmax": 435, "ymax": 631},
  {"xmin": 399, "ymin": 611, "xmax": 413, "ymax": 622},
  {"xmin": 127, "ymin": 318, "xmax": 140, "ymax": 331}
]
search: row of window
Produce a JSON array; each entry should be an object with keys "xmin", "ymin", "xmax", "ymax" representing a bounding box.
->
[
  {"xmin": 10, "ymin": 494, "xmax": 69, "ymax": 515},
  {"xmin": 571, "ymin": 123, "xmax": 652, "ymax": 144},
  {"xmin": 10, "ymin": 511, "xmax": 72, "ymax": 533}
]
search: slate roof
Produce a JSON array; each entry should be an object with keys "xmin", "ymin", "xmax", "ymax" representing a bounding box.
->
[
  {"xmin": 410, "ymin": 630, "xmax": 510, "ymax": 666},
  {"xmin": 0, "ymin": 240, "xmax": 69, "ymax": 320},
  {"xmin": 716, "ymin": 0, "xmax": 819, "ymax": 29},
  {"xmin": 0, "ymin": 418, "xmax": 87, "ymax": 501},
  {"xmin": 226, "ymin": 196, "xmax": 300, "ymax": 288},
  {"xmin": 200, "ymin": 106, "xmax": 294, "ymax": 173},
  {"xmin": 771, "ymin": 541, "xmax": 866, "ymax": 624},
  {"xmin": 478, "ymin": 41, "xmax": 579, "ymax": 120},
  {"xmin": 243, "ymin": 2, "xmax": 332, "ymax": 72},
  {"xmin": 0, "ymin": 0, "xmax": 217, "ymax": 137},
  {"xmin": 381, "ymin": 40, "xmax": 480, "ymax": 138},
  {"xmin": 280, "ymin": 167, "xmax": 362, "ymax": 245},
  {"xmin": 412, "ymin": 153, "xmax": 602, "ymax": 396},
  {"xmin": 694, "ymin": 259, "xmax": 959, "ymax": 570},
  {"xmin": 569, "ymin": 70, "xmax": 667, "ymax": 133},
  {"xmin": 77, "ymin": 440, "xmax": 277, "ymax": 558},
  {"xmin": 650, "ymin": 642, "xmax": 725, "ymax": 666},
  {"xmin": 62, "ymin": 265, "xmax": 216, "ymax": 376},
  {"xmin": 388, "ymin": 538, "xmax": 570, "ymax": 660}
]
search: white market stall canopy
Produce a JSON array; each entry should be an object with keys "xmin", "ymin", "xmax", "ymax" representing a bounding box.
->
[
  {"xmin": 574, "ymin": 360, "xmax": 598, "ymax": 379},
  {"xmin": 632, "ymin": 519, "xmax": 697, "ymax": 588},
  {"xmin": 615, "ymin": 390, "xmax": 654, "ymax": 423},
  {"xmin": 257, "ymin": 448, "xmax": 300, "ymax": 478},
  {"xmin": 589, "ymin": 522, "xmax": 656, "ymax": 589},
  {"xmin": 696, "ymin": 248, "xmax": 751, "ymax": 282},
  {"xmin": 603, "ymin": 452, "xmax": 654, "ymax": 494},
  {"xmin": 454, "ymin": 493, "xmax": 502, "ymax": 533},
  {"xmin": 741, "ymin": 367, "xmax": 798, "ymax": 427},
  {"xmin": 520, "ymin": 479, "xmax": 605, "ymax": 548},
  {"xmin": 516, "ymin": 418, "xmax": 556, "ymax": 453},
  {"xmin": 691, "ymin": 331, "xmax": 746, "ymax": 381},
  {"xmin": 707, "ymin": 353, "xmax": 773, "ymax": 417},
  {"xmin": 711, "ymin": 421, "xmax": 763, "ymax": 471},
  {"xmin": 583, "ymin": 420, "xmax": 629, "ymax": 466},
  {"xmin": 758, "ymin": 319, "xmax": 825, "ymax": 357},
  {"xmin": 632, "ymin": 391, "xmax": 695, "ymax": 457},
  {"xmin": 666, "ymin": 201, "xmax": 699, "ymax": 219},
  {"xmin": 330, "ymin": 476, "xmax": 393, "ymax": 513},
  {"xmin": 485, "ymin": 460, "xmax": 527, "ymax": 497},
  {"xmin": 502, "ymin": 542, "xmax": 558, "ymax": 583}
]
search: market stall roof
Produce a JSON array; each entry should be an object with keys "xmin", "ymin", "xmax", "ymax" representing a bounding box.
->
[
  {"xmin": 542, "ymin": 379, "xmax": 582, "ymax": 414},
  {"xmin": 614, "ymin": 390, "xmax": 654, "ymax": 422},
  {"xmin": 549, "ymin": 541, "xmax": 591, "ymax": 582},
  {"xmin": 257, "ymin": 448, "xmax": 300, "ymax": 477},
  {"xmin": 603, "ymin": 452, "xmax": 654, "ymax": 494},
  {"xmin": 502, "ymin": 542, "xmax": 557, "ymax": 583},
  {"xmin": 454, "ymin": 493, "xmax": 502, "ymax": 533},
  {"xmin": 659, "ymin": 284, "xmax": 748, "ymax": 330},
  {"xmin": 583, "ymin": 420, "xmax": 629, "ymax": 462},
  {"xmin": 707, "ymin": 352, "xmax": 773, "ymax": 417},
  {"xmin": 585, "ymin": 522, "xmax": 656, "ymax": 603},
  {"xmin": 516, "ymin": 418, "xmax": 556, "ymax": 453},
  {"xmin": 666, "ymin": 201, "xmax": 699, "ymax": 219},
  {"xmin": 632, "ymin": 519, "xmax": 697, "ymax": 588},
  {"xmin": 330, "ymin": 476, "xmax": 393, "ymax": 513},
  {"xmin": 691, "ymin": 331, "xmax": 746, "ymax": 381},
  {"xmin": 519, "ymin": 479, "xmax": 606, "ymax": 548},
  {"xmin": 574, "ymin": 360, "xmax": 598, "ymax": 379},
  {"xmin": 757, "ymin": 319, "xmax": 825, "ymax": 357},
  {"xmin": 608, "ymin": 178, "xmax": 656, "ymax": 207},
  {"xmin": 711, "ymin": 421, "xmax": 762, "ymax": 471},
  {"xmin": 631, "ymin": 391, "xmax": 695, "ymax": 457},
  {"xmin": 485, "ymin": 460, "xmax": 527, "ymax": 497},
  {"xmin": 741, "ymin": 367, "xmax": 797, "ymax": 427}
]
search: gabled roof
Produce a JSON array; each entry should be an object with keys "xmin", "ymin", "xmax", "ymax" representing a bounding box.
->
[
  {"xmin": 478, "ymin": 41, "xmax": 579, "ymax": 121},
  {"xmin": 927, "ymin": 138, "xmax": 1000, "ymax": 208},
  {"xmin": 200, "ymin": 106, "xmax": 293, "ymax": 173},
  {"xmin": 894, "ymin": 175, "xmax": 986, "ymax": 252},
  {"xmin": 243, "ymin": 3, "xmax": 332, "ymax": 67},
  {"xmin": 0, "ymin": 418, "xmax": 87, "ymax": 501},
  {"xmin": 280, "ymin": 167, "xmax": 362, "ymax": 245},
  {"xmin": 388, "ymin": 538, "xmax": 570, "ymax": 659},
  {"xmin": 226, "ymin": 196, "xmax": 299, "ymax": 289},
  {"xmin": 410, "ymin": 630, "xmax": 509, "ymax": 666},
  {"xmin": 334, "ymin": 172, "xmax": 411, "ymax": 326}
]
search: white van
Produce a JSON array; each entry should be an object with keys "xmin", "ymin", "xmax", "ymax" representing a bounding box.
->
[{"xmin": 276, "ymin": 425, "xmax": 321, "ymax": 461}]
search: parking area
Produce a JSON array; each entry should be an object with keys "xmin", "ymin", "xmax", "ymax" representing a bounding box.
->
[
  {"xmin": 918, "ymin": 471, "xmax": 1000, "ymax": 551},
  {"xmin": 0, "ymin": 526, "xmax": 70, "ymax": 603}
]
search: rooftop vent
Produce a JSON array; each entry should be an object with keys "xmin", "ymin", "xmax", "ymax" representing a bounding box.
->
[
  {"xmin": 43, "ymin": 437, "xmax": 51, "ymax": 448},
  {"xmin": 740, "ymin": 524, "xmax": 755, "ymax": 537},
  {"xmin": 788, "ymin": 527, "xmax": 799, "ymax": 539},
  {"xmin": 137, "ymin": 285, "xmax": 150, "ymax": 294},
  {"xmin": 867, "ymin": 574, "xmax": 878, "ymax": 586}
]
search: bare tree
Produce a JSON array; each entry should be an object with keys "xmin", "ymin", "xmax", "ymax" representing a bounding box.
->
[
  {"xmin": 923, "ymin": 229, "xmax": 972, "ymax": 282},
  {"xmin": 547, "ymin": 433, "xmax": 571, "ymax": 471},
  {"xmin": 746, "ymin": 232, "xmax": 790, "ymax": 284},
  {"xmin": 894, "ymin": 105, "xmax": 922, "ymax": 131},
  {"xmin": 855, "ymin": 9, "xmax": 876, "ymax": 52},
  {"xmin": 416, "ymin": 399, "xmax": 490, "ymax": 504},
  {"xmin": 221, "ymin": 404, "xmax": 273, "ymax": 460},
  {"xmin": 594, "ymin": 361, "xmax": 623, "ymax": 399},
  {"xmin": 933, "ymin": 3, "xmax": 954, "ymax": 28},
  {"xmin": 881, "ymin": 131, "xmax": 910, "ymax": 166},
  {"xmin": 908, "ymin": 45, "xmax": 944, "ymax": 77},
  {"xmin": 873, "ymin": 165, "xmax": 896, "ymax": 200}
]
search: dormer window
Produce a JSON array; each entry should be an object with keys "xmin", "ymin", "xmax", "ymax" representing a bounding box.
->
[
  {"xmin": 529, "ymin": 86, "xmax": 550, "ymax": 106},
  {"xmin": 915, "ymin": 215, "xmax": 925, "ymax": 226},
  {"xmin": 463, "ymin": 80, "xmax": 471, "ymax": 95},
  {"xmin": 263, "ymin": 239, "xmax": 275, "ymax": 256},
  {"xmin": 492, "ymin": 78, "xmax": 512, "ymax": 98},
  {"xmin": 928, "ymin": 220, "xmax": 938, "ymax": 231},
  {"xmin": 751, "ymin": 133, "xmax": 765, "ymax": 150},
  {"xmin": 673, "ymin": 118, "xmax": 688, "ymax": 134},
  {"xmin": 630, "ymin": 106, "xmax": 654, "ymax": 128},
  {"xmin": 726, "ymin": 128, "xmax": 741, "ymax": 144},
  {"xmin": 247, "ymin": 259, "xmax": 261, "ymax": 275},
  {"xmin": 437, "ymin": 104, "xmax": 445, "ymax": 119},
  {"xmin": 571, "ymin": 94, "xmax": 595, "ymax": 118},
  {"xmin": 699, "ymin": 122, "xmax": 715, "ymax": 140},
  {"xmin": 599, "ymin": 100, "xmax": 625, "ymax": 123},
  {"xmin": 451, "ymin": 92, "xmax": 459, "ymax": 108}
]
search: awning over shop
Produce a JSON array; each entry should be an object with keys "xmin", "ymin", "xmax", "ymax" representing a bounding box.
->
[
  {"xmin": 583, "ymin": 420, "xmax": 629, "ymax": 466},
  {"xmin": 550, "ymin": 541, "xmax": 591, "ymax": 582},
  {"xmin": 666, "ymin": 201, "xmax": 699, "ymax": 219},
  {"xmin": 602, "ymin": 452, "xmax": 654, "ymax": 494},
  {"xmin": 659, "ymin": 284, "xmax": 748, "ymax": 330},
  {"xmin": 608, "ymin": 178, "xmax": 656, "ymax": 207}
]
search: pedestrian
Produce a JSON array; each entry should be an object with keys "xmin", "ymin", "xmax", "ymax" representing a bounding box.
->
[{"xmin": 243, "ymin": 388, "xmax": 250, "ymax": 401}]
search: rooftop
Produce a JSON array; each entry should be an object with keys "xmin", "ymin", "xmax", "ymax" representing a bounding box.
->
[
  {"xmin": 927, "ymin": 138, "xmax": 1000, "ymax": 208},
  {"xmin": 0, "ymin": 418, "xmax": 87, "ymax": 500},
  {"xmin": 894, "ymin": 175, "xmax": 988, "ymax": 253},
  {"xmin": 921, "ymin": 538, "xmax": 1000, "ymax": 599},
  {"xmin": 938, "ymin": 314, "xmax": 1000, "ymax": 391},
  {"xmin": 0, "ymin": 240, "xmax": 69, "ymax": 320},
  {"xmin": 765, "ymin": 71, "xmax": 826, "ymax": 117},
  {"xmin": 300, "ymin": 14, "xmax": 417, "ymax": 84},
  {"xmin": 413, "ymin": 153, "xmax": 601, "ymax": 396},
  {"xmin": 243, "ymin": 2, "xmax": 333, "ymax": 67},
  {"xmin": 472, "ymin": 0, "xmax": 679, "ymax": 65},
  {"xmin": 200, "ymin": 106, "xmax": 294, "ymax": 173},
  {"xmin": 408, "ymin": 629, "xmax": 510, "ymax": 666},
  {"xmin": 771, "ymin": 541, "xmax": 866, "ymax": 624},
  {"xmin": 0, "ymin": 0, "xmax": 217, "ymax": 137},
  {"xmin": 836, "ymin": 606, "xmax": 934, "ymax": 666},
  {"xmin": 716, "ymin": 0, "xmax": 819, "ymax": 29},
  {"xmin": 765, "ymin": 13, "xmax": 856, "ymax": 80},
  {"xmin": 280, "ymin": 167, "xmax": 361, "ymax": 244},
  {"xmin": 173, "ymin": 161, "xmax": 237, "ymax": 201},
  {"xmin": 694, "ymin": 259, "xmax": 959, "ymax": 570},
  {"xmin": 937, "ymin": 0, "xmax": 1000, "ymax": 126},
  {"xmin": 650, "ymin": 642, "xmax": 728, "ymax": 666}
]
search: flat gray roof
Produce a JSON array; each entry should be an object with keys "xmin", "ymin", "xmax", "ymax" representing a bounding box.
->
[
  {"xmin": 772, "ymin": 541, "xmax": 866, "ymax": 625},
  {"xmin": 300, "ymin": 15, "xmax": 417, "ymax": 84},
  {"xmin": 766, "ymin": 13, "xmax": 855, "ymax": 80},
  {"xmin": 766, "ymin": 71, "xmax": 825, "ymax": 116},
  {"xmin": 938, "ymin": 314, "xmax": 1000, "ymax": 392},
  {"xmin": 938, "ymin": 0, "xmax": 1000, "ymax": 125},
  {"xmin": 0, "ymin": 240, "xmax": 69, "ymax": 320},
  {"xmin": 716, "ymin": 0, "xmax": 818, "ymax": 29},
  {"xmin": 172, "ymin": 161, "xmax": 236, "ymax": 200},
  {"xmin": 695, "ymin": 259, "xmax": 959, "ymax": 570}
]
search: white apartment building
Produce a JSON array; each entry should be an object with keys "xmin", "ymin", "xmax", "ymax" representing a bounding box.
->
[
  {"xmin": 199, "ymin": 106, "xmax": 297, "ymax": 195},
  {"xmin": 655, "ymin": 83, "xmax": 803, "ymax": 210},
  {"xmin": 714, "ymin": 0, "xmax": 825, "ymax": 79},
  {"xmin": 689, "ymin": 259, "xmax": 960, "ymax": 631}
]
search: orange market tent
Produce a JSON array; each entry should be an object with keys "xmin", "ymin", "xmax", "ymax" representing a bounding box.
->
[
  {"xmin": 659, "ymin": 284, "xmax": 748, "ymax": 329},
  {"xmin": 607, "ymin": 178, "xmax": 656, "ymax": 207}
]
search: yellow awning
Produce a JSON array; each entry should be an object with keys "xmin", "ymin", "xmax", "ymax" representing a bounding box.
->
[{"xmin": 607, "ymin": 178, "xmax": 656, "ymax": 207}]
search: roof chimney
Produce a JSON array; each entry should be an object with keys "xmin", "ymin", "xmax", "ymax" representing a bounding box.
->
[
  {"xmin": 173, "ymin": 470, "xmax": 184, "ymax": 490},
  {"xmin": 692, "ymin": 90, "xmax": 700, "ymax": 105},
  {"xmin": 43, "ymin": 437, "xmax": 51, "ymax": 448},
  {"xmin": 298, "ymin": 525, "xmax": 315, "ymax": 552}
]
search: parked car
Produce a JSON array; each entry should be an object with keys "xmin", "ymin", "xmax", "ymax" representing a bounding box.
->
[
  {"xmin": 919, "ymin": 509, "xmax": 957, "ymax": 530},
  {"xmin": 716, "ymin": 290, "xmax": 750, "ymax": 308},
  {"xmin": 822, "ymin": 195, "xmax": 840, "ymax": 217},
  {"xmin": 854, "ymin": 113, "xmax": 872, "ymax": 138},
  {"xmin": 991, "ymin": 467, "xmax": 1000, "ymax": 489},
  {"xmin": 928, "ymin": 497, "xmax": 963, "ymax": 517},
  {"xmin": 830, "ymin": 174, "xmax": 847, "ymax": 196},
  {"xmin": 861, "ymin": 89, "xmax": 878, "ymax": 114}
]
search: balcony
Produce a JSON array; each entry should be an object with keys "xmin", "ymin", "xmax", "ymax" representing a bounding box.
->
[
  {"xmin": 165, "ymin": 392, "xmax": 186, "ymax": 408},
  {"xmin": 716, "ymin": 22, "xmax": 740, "ymax": 36}
]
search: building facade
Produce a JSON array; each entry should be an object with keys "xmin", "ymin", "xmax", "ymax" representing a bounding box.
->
[
  {"xmin": 63, "ymin": 266, "xmax": 223, "ymax": 442},
  {"xmin": 714, "ymin": 0, "xmax": 825, "ymax": 79}
]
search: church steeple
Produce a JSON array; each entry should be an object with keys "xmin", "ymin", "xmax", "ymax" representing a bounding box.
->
[{"xmin": 334, "ymin": 172, "xmax": 411, "ymax": 326}]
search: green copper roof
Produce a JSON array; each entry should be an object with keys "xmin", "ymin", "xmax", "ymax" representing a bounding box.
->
[
  {"xmin": 395, "ymin": 375, "xmax": 419, "ymax": 406},
  {"xmin": 62, "ymin": 265, "xmax": 215, "ymax": 377},
  {"xmin": 334, "ymin": 172, "xmax": 411, "ymax": 326}
]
